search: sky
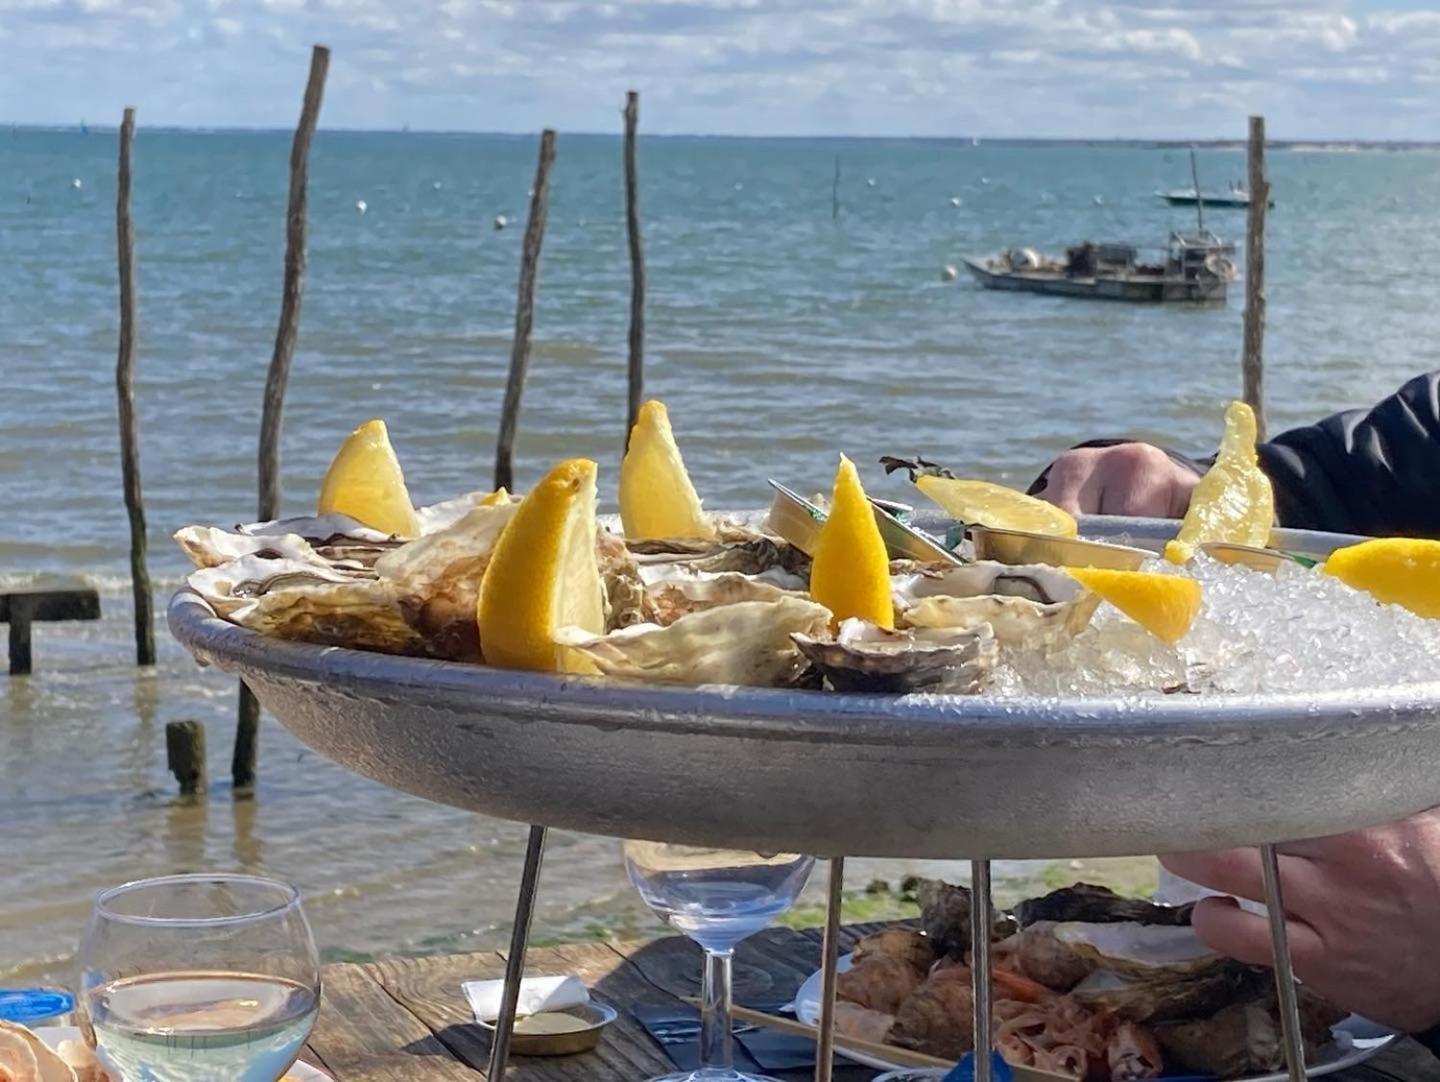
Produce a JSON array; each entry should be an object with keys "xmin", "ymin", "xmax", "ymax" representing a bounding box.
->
[{"xmin": 4, "ymin": 0, "xmax": 1440, "ymax": 139}]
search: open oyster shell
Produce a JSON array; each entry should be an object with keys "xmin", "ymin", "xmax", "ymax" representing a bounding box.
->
[
  {"xmin": 175, "ymin": 525, "xmax": 337, "ymax": 570},
  {"xmin": 629, "ymin": 531, "xmax": 811, "ymax": 591},
  {"xmin": 554, "ymin": 595, "xmax": 831, "ymax": 687},
  {"xmin": 1013, "ymin": 883, "xmax": 1194, "ymax": 929},
  {"xmin": 649, "ymin": 573, "xmax": 801, "ymax": 626},
  {"xmin": 1153, "ymin": 985, "xmax": 1345, "ymax": 1076},
  {"xmin": 892, "ymin": 562, "xmax": 1099, "ymax": 645},
  {"xmin": 792, "ymin": 618, "xmax": 997, "ymax": 694},
  {"xmin": 186, "ymin": 555, "xmax": 424, "ymax": 655}
]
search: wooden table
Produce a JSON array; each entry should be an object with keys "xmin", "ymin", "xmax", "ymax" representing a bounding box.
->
[{"xmin": 299, "ymin": 924, "xmax": 1434, "ymax": 1081}]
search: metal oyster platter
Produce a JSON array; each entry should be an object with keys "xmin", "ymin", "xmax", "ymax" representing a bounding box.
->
[{"xmin": 168, "ymin": 513, "xmax": 1440, "ymax": 859}]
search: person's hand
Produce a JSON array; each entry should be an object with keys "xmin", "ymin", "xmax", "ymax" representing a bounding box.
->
[
  {"xmin": 1161, "ymin": 809, "xmax": 1440, "ymax": 1034},
  {"xmin": 1033, "ymin": 443, "xmax": 1199, "ymax": 518}
]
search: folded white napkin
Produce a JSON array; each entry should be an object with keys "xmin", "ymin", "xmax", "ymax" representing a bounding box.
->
[{"xmin": 462, "ymin": 975, "xmax": 589, "ymax": 1023}]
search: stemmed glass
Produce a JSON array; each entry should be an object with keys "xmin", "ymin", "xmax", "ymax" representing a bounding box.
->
[
  {"xmin": 77, "ymin": 873, "xmax": 321, "ymax": 1082},
  {"xmin": 623, "ymin": 841, "xmax": 816, "ymax": 1082}
]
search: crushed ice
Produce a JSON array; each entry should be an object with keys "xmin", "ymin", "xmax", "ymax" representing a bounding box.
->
[{"xmin": 990, "ymin": 555, "xmax": 1440, "ymax": 697}]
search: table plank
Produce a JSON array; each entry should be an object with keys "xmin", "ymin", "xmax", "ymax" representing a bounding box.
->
[{"xmin": 310, "ymin": 961, "xmax": 476, "ymax": 1081}]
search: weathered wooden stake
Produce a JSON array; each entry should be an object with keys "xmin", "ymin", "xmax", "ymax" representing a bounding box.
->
[
  {"xmin": 623, "ymin": 92, "xmax": 646, "ymax": 448},
  {"xmin": 166, "ymin": 720, "xmax": 207, "ymax": 796},
  {"xmin": 493, "ymin": 129, "xmax": 557, "ymax": 493},
  {"xmin": 245, "ymin": 44, "xmax": 329, "ymax": 793},
  {"xmin": 832, "ymin": 155, "xmax": 840, "ymax": 221},
  {"xmin": 258, "ymin": 43, "xmax": 330, "ymax": 521},
  {"xmin": 115, "ymin": 106, "xmax": 155, "ymax": 667},
  {"xmin": 1243, "ymin": 116, "xmax": 1269, "ymax": 440}
]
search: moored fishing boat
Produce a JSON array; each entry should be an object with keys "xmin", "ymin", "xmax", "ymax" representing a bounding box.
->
[
  {"xmin": 1160, "ymin": 185, "xmax": 1274, "ymax": 209},
  {"xmin": 962, "ymin": 231, "xmax": 1237, "ymax": 304}
]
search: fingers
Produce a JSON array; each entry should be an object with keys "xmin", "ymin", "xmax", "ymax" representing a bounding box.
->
[
  {"xmin": 1190, "ymin": 896, "xmax": 1326, "ymax": 971},
  {"xmin": 1159, "ymin": 848, "xmax": 1323, "ymax": 912}
]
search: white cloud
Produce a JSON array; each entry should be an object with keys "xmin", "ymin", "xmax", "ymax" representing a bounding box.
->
[{"xmin": 1, "ymin": 0, "xmax": 1439, "ymax": 138}]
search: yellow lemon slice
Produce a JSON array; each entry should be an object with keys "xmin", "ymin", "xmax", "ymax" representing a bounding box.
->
[
  {"xmin": 1323, "ymin": 538, "xmax": 1440, "ymax": 619},
  {"xmin": 1065, "ymin": 567, "xmax": 1202, "ymax": 645},
  {"xmin": 915, "ymin": 476, "xmax": 1078, "ymax": 538},
  {"xmin": 619, "ymin": 400, "xmax": 716, "ymax": 540},
  {"xmin": 481, "ymin": 487, "xmax": 512, "ymax": 507},
  {"xmin": 317, "ymin": 419, "xmax": 421, "ymax": 538},
  {"xmin": 1165, "ymin": 401, "xmax": 1273, "ymax": 564},
  {"xmin": 477, "ymin": 458, "xmax": 605, "ymax": 672},
  {"xmin": 810, "ymin": 455, "xmax": 893, "ymax": 629}
]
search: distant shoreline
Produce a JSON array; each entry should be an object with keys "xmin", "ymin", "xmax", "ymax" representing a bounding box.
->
[{"xmin": 4, "ymin": 124, "xmax": 1440, "ymax": 152}]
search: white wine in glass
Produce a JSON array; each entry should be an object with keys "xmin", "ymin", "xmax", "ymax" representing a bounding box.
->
[
  {"xmin": 79, "ymin": 874, "xmax": 320, "ymax": 1082},
  {"xmin": 623, "ymin": 842, "xmax": 815, "ymax": 1082}
]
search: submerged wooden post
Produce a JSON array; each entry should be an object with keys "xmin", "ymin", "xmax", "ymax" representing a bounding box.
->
[
  {"xmin": 623, "ymin": 92, "xmax": 645, "ymax": 447},
  {"xmin": 244, "ymin": 43, "xmax": 329, "ymax": 794},
  {"xmin": 166, "ymin": 720, "xmax": 207, "ymax": 797},
  {"xmin": 1242, "ymin": 116, "xmax": 1268, "ymax": 440},
  {"xmin": 832, "ymin": 155, "xmax": 840, "ymax": 221},
  {"xmin": 493, "ymin": 129, "xmax": 557, "ymax": 492},
  {"xmin": 115, "ymin": 106, "xmax": 155, "ymax": 667}
]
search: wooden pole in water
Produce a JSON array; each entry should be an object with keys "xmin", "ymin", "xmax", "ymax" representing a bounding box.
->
[
  {"xmin": 832, "ymin": 155, "xmax": 841, "ymax": 221},
  {"xmin": 1242, "ymin": 116, "xmax": 1269, "ymax": 440},
  {"xmin": 166, "ymin": 720, "xmax": 207, "ymax": 797},
  {"xmin": 115, "ymin": 107, "xmax": 154, "ymax": 667},
  {"xmin": 623, "ymin": 92, "xmax": 645, "ymax": 448},
  {"xmin": 493, "ymin": 129, "xmax": 557, "ymax": 493},
  {"xmin": 242, "ymin": 43, "xmax": 329, "ymax": 794},
  {"xmin": 258, "ymin": 43, "xmax": 330, "ymax": 521},
  {"xmin": 1188, "ymin": 147, "xmax": 1204, "ymax": 233}
]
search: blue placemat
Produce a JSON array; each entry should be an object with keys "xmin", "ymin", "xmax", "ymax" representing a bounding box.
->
[{"xmin": 633, "ymin": 1000, "xmax": 818, "ymax": 1073}]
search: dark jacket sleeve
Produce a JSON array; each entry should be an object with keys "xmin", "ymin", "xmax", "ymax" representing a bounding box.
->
[
  {"xmin": 1027, "ymin": 373, "xmax": 1440, "ymax": 539},
  {"xmin": 1257, "ymin": 371, "xmax": 1440, "ymax": 538}
]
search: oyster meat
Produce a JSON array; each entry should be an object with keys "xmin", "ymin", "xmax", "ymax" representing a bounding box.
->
[
  {"xmin": 918, "ymin": 879, "xmax": 1019, "ymax": 961},
  {"xmin": 1013, "ymin": 884, "xmax": 1194, "ymax": 929},
  {"xmin": 892, "ymin": 562, "xmax": 1099, "ymax": 645},
  {"xmin": 648, "ymin": 573, "xmax": 799, "ymax": 626},
  {"xmin": 792, "ymin": 619, "xmax": 997, "ymax": 694},
  {"xmin": 554, "ymin": 596, "xmax": 831, "ymax": 687}
]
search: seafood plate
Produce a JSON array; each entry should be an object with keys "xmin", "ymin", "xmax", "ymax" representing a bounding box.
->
[
  {"xmin": 794, "ymin": 882, "xmax": 1393, "ymax": 1081},
  {"xmin": 168, "ymin": 403, "xmax": 1440, "ymax": 858}
]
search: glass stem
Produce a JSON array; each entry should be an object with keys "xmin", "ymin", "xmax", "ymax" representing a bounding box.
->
[{"xmin": 698, "ymin": 947, "xmax": 735, "ymax": 1071}]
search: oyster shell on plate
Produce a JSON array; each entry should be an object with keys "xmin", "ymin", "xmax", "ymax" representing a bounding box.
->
[
  {"xmin": 597, "ymin": 530, "xmax": 657, "ymax": 631},
  {"xmin": 174, "ymin": 525, "xmax": 338, "ymax": 570},
  {"xmin": 791, "ymin": 619, "xmax": 997, "ymax": 694},
  {"xmin": 1154, "ymin": 985, "xmax": 1345, "ymax": 1077},
  {"xmin": 1013, "ymin": 884, "xmax": 1194, "ymax": 929},
  {"xmin": 553, "ymin": 595, "xmax": 831, "ymax": 687},
  {"xmin": 917, "ymin": 879, "xmax": 1019, "ymax": 961},
  {"xmin": 649, "ymin": 573, "xmax": 800, "ymax": 626},
  {"xmin": 629, "ymin": 530, "xmax": 811, "ymax": 591},
  {"xmin": 892, "ymin": 561, "xmax": 1099, "ymax": 646},
  {"xmin": 186, "ymin": 554, "xmax": 424, "ymax": 655}
]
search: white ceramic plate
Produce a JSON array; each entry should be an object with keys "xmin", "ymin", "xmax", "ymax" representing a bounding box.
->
[
  {"xmin": 34, "ymin": 1026, "xmax": 332, "ymax": 1081},
  {"xmin": 793, "ymin": 955, "xmax": 1398, "ymax": 1080}
]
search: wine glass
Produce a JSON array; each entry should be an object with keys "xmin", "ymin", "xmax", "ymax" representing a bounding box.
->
[
  {"xmin": 623, "ymin": 841, "xmax": 815, "ymax": 1082},
  {"xmin": 78, "ymin": 873, "xmax": 321, "ymax": 1082}
]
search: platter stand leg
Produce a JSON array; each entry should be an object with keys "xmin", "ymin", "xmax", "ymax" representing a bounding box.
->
[
  {"xmin": 814, "ymin": 856, "xmax": 845, "ymax": 1082},
  {"xmin": 1259, "ymin": 843, "xmax": 1307, "ymax": 1082},
  {"xmin": 970, "ymin": 859, "xmax": 993, "ymax": 1082},
  {"xmin": 487, "ymin": 824, "xmax": 548, "ymax": 1081}
]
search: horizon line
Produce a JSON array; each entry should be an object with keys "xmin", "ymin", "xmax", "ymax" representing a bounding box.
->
[{"xmin": 5, "ymin": 122, "xmax": 1439, "ymax": 148}]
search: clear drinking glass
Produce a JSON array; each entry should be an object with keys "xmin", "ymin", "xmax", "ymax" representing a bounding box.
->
[
  {"xmin": 623, "ymin": 841, "xmax": 815, "ymax": 1082},
  {"xmin": 77, "ymin": 873, "xmax": 321, "ymax": 1082}
]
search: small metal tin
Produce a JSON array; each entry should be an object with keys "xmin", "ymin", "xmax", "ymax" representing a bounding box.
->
[
  {"xmin": 971, "ymin": 526, "xmax": 1150, "ymax": 571},
  {"xmin": 1201, "ymin": 541, "xmax": 1316, "ymax": 572},
  {"xmin": 765, "ymin": 480, "xmax": 959, "ymax": 564},
  {"xmin": 477, "ymin": 1002, "xmax": 618, "ymax": 1056}
]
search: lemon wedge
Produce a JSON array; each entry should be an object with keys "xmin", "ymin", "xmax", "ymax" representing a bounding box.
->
[
  {"xmin": 1065, "ymin": 567, "xmax": 1202, "ymax": 645},
  {"xmin": 1165, "ymin": 401, "xmax": 1273, "ymax": 564},
  {"xmin": 1324, "ymin": 538, "xmax": 1440, "ymax": 619},
  {"xmin": 481, "ymin": 487, "xmax": 512, "ymax": 507},
  {"xmin": 477, "ymin": 458, "xmax": 605, "ymax": 672},
  {"xmin": 619, "ymin": 400, "xmax": 716, "ymax": 540},
  {"xmin": 916, "ymin": 476, "xmax": 1079, "ymax": 537},
  {"xmin": 317, "ymin": 419, "xmax": 421, "ymax": 538},
  {"xmin": 810, "ymin": 455, "xmax": 893, "ymax": 629}
]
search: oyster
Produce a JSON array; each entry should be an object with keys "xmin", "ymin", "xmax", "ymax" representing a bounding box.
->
[
  {"xmin": 918, "ymin": 879, "xmax": 1019, "ymax": 961},
  {"xmin": 852, "ymin": 927, "xmax": 936, "ymax": 977},
  {"xmin": 1013, "ymin": 884, "xmax": 1194, "ymax": 929},
  {"xmin": 1070, "ymin": 962, "xmax": 1261, "ymax": 1024},
  {"xmin": 371, "ymin": 501, "xmax": 520, "ymax": 660},
  {"xmin": 648, "ymin": 573, "xmax": 799, "ymax": 626},
  {"xmin": 1153, "ymin": 985, "xmax": 1344, "ymax": 1076},
  {"xmin": 174, "ymin": 525, "xmax": 335, "ymax": 570},
  {"xmin": 553, "ymin": 596, "xmax": 831, "ymax": 687},
  {"xmin": 597, "ymin": 530, "xmax": 656, "ymax": 631},
  {"xmin": 893, "ymin": 562, "xmax": 1099, "ymax": 646},
  {"xmin": 186, "ymin": 555, "xmax": 424, "ymax": 655},
  {"xmin": 792, "ymin": 619, "xmax": 997, "ymax": 694},
  {"xmin": 629, "ymin": 533, "xmax": 811, "ymax": 590}
]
